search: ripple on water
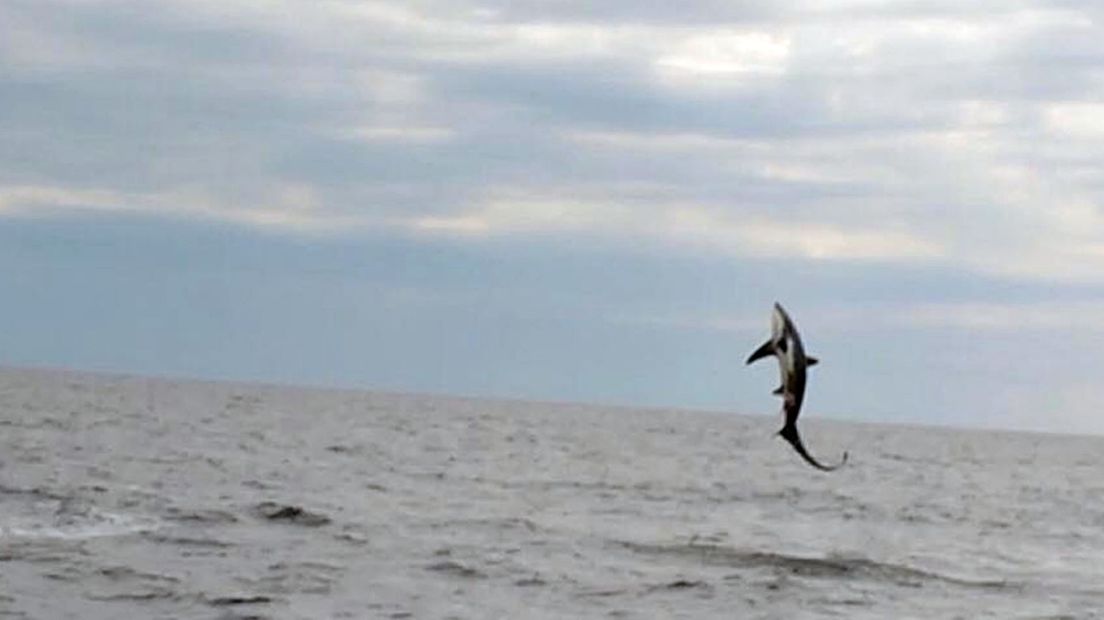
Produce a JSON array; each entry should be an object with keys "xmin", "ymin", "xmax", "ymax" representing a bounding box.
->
[
  {"xmin": 617, "ymin": 541, "xmax": 1016, "ymax": 591},
  {"xmin": 0, "ymin": 493, "xmax": 160, "ymax": 541}
]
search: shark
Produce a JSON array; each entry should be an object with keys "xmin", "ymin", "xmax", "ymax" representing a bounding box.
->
[{"xmin": 747, "ymin": 302, "xmax": 848, "ymax": 472}]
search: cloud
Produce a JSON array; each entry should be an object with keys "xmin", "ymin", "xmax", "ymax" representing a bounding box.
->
[
  {"xmin": 407, "ymin": 186, "xmax": 944, "ymax": 262},
  {"xmin": 653, "ymin": 30, "xmax": 791, "ymax": 83},
  {"xmin": 0, "ymin": 183, "xmax": 373, "ymax": 233},
  {"xmin": 3, "ymin": 0, "xmax": 1104, "ymax": 287},
  {"xmin": 899, "ymin": 301, "xmax": 1104, "ymax": 331}
]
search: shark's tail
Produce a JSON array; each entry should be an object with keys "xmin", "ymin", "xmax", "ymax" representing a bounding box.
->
[{"xmin": 778, "ymin": 424, "xmax": 848, "ymax": 472}]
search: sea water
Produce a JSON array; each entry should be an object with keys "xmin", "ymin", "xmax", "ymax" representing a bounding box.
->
[{"xmin": 0, "ymin": 367, "xmax": 1100, "ymax": 619}]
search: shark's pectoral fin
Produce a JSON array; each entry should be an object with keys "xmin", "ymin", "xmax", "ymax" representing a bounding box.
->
[
  {"xmin": 807, "ymin": 356, "xmax": 819, "ymax": 367},
  {"xmin": 746, "ymin": 340, "xmax": 775, "ymax": 365}
]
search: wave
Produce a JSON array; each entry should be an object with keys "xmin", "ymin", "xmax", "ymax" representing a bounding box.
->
[
  {"xmin": 618, "ymin": 541, "xmax": 1015, "ymax": 590},
  {"xmin": 0, "ymin": 488, "xmax": 159, "ymax": 540},
  {"xmin": 1, "ymin": 509, "xmax": 158, "ymax": 540}
]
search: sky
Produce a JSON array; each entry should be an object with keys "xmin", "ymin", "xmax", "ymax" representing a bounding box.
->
[{"xmin": 3, "ymin": 1, "xmax": 1104, "ymax": 434}]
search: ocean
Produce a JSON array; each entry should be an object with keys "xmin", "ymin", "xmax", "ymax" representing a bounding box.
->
[{"xmin": 0, "ymin": 367, "xmax": 1101, "ymax": 619}]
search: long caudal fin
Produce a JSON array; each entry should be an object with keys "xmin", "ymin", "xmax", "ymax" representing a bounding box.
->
[{"xmin": 778, "ymin": 425, "xmax": 848, "ymax": 472}]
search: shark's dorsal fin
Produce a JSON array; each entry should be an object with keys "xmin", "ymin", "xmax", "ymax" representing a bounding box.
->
[{"xmin": 807, "ymin": 356, "xmax": 819, "ymax": 367}]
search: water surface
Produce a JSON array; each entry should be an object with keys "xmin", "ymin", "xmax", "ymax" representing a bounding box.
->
[{"xmin": 0, "ymin": 368, "xmax": 1100, "ymax": 618}]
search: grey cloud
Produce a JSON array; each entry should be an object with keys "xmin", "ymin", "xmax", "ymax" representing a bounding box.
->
[
  {"xmin": 0, "ymin": 71, "xmax": 326, "ymax": 189},
  {"xmin": 1, "ymin": 0, "xmax": 295, "ymax": 70},
  {"xmin": 3, "ymin": 0, "xmax": 1104, "ymax": 279},
  {"xmin": 399, "ymin": 0, "xmax": 1047, "ymax": 26}
]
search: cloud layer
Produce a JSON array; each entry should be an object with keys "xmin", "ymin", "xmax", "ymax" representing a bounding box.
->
[{"xmin": 5, "ymin": 0, "xmax": 1104, "ymax": 276}]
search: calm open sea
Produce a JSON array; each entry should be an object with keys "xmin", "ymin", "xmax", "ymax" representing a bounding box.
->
[{"xmin": 0, "ymin": 367, "xmax": 1101, "ymax": 619}]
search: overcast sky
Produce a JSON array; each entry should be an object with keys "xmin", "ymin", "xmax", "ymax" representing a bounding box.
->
[{"xmin": 4, "ymin": 1, "xmax": 1104, "ymax": 433}]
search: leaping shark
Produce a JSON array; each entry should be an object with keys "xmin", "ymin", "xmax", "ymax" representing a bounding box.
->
[{"xmin": 747, "ymin": 303, "xmax": 848, "ymax": 472}]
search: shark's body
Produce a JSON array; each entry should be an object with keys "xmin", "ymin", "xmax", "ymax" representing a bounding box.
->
[{"xmin": 747, "ymin": 303, "xmax": 847, "ymax": 472}]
